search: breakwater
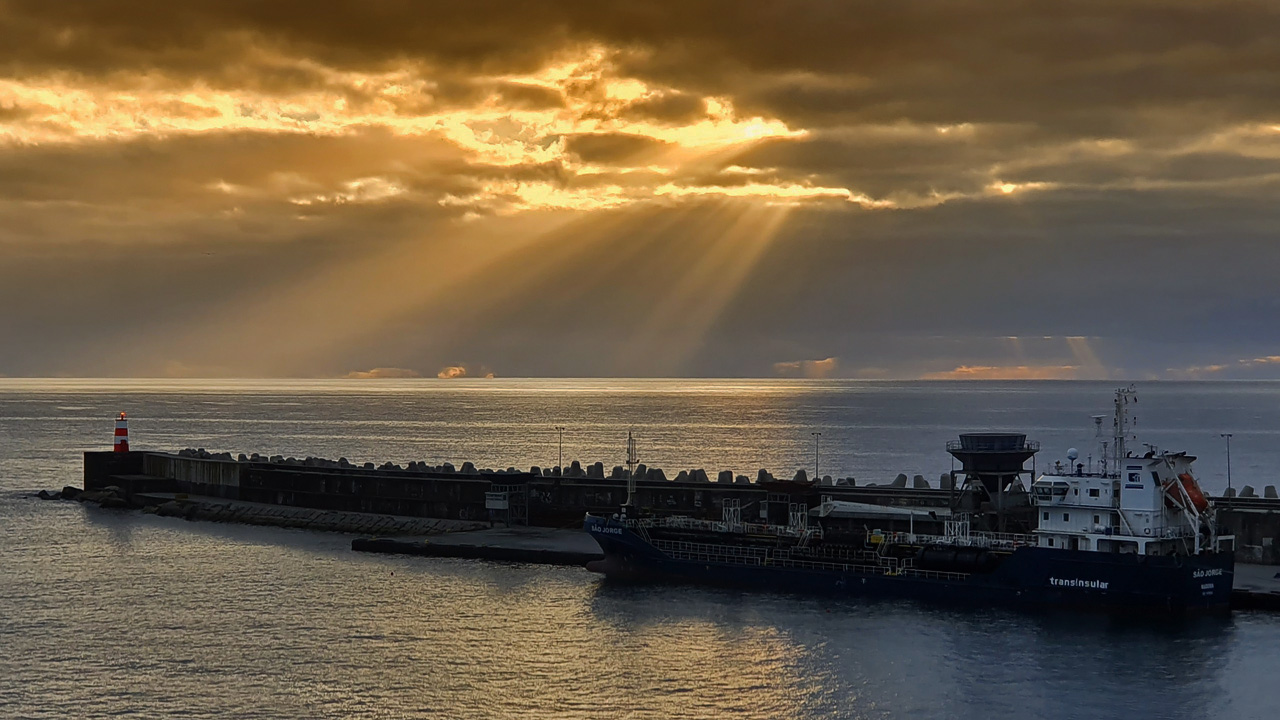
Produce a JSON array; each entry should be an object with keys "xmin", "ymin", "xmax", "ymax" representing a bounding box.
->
[
  {"xmin": 79, "ymin": 449, "xmax": 1280, "ymax": 564},
  {"xmin": 84, "ymin": 449, "xmax": 974, "ymax": 529}
]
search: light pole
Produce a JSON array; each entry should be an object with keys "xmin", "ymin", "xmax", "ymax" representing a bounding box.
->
[
  {"xmin": 811, "ymin": 432, "xmax": 821, "ymax": 480},
  {"xmin": 555, "ymin": 426, "xmax": 565, "ymax": 475},
  {"xmin": 1221, "ymin": 433, "xmax": 1233, "ymax": 495}
]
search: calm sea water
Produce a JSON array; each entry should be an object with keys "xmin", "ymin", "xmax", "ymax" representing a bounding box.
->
[{"xmin": 2, "ymin": 379, "xmax": 1279, "ymax": 719}]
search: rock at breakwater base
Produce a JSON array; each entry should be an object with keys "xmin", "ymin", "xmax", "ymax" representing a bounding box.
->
[{"xmin": 352, "ymin": 527, "xmax": 603, "ymax": 566}]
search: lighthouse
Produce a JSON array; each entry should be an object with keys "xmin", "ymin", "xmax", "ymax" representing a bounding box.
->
[{"xmin": 113, "ymin": 412, "xmax": 129, "ymax": 452}]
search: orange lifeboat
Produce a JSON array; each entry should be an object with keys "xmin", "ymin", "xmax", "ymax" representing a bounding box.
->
[{"xmin": 1164, "ymin": 473, "xmax": 1210, "ymax": 512}]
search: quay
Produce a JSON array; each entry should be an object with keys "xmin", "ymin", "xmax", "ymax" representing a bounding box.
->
[
  {"xmin": 133, "ymin": 492, "xmax": 488, "ymax": 535},
  {"xmin": 1231, "ymin": 564, "xmax": 1280, "ymax": 610},
  {"xmin": 352, "ymin": 527, "xmax": 603, "ymax": 565}
]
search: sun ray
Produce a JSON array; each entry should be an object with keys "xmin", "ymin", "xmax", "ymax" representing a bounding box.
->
[{"xmin": 615, "ymin": 202, "xmax": 794, "ymax": 375}]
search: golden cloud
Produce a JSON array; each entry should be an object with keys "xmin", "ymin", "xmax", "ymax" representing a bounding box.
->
[
  {"xmin": 436, "ymin": 364, "xmax": 495, "ymax": 379},
  {"xmin": 773, "ymin": 357, "xmax": 839, "ymax": 379},
  {"xmin": 343, "ymin": 367, "xmax": 421, "ymax": 379},
  {"xmin": 921, "ymin": 365, "xmax": 1081, "ymax": 380},
  {"xmin": 0, "ymin": 44, "xmax": 839, "ymax": 218}
]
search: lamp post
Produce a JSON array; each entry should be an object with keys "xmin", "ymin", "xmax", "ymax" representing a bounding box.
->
[
  {"xmin": 811, "ymin": 432, "xmax": 821, "ymax": 480},
  {"xmin": 555, "ymin": 426, "xmax": 565, "ymax": 475},
  {"xmin": 1221, "ymin": 433, "xmax": 1233, "ymax": 495}
]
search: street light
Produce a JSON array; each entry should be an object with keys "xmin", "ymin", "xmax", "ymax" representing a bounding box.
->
[
  {"xmin": 811, "ymin": 432, "xmax": 822, "ymax": 480},
  {"xmin": 1221, "ymin": 433, "xmax": 1233, "ymax": 495},
  {"xmin": 555, "ymin": 426, "xmax": 565, "ymax": 475}
]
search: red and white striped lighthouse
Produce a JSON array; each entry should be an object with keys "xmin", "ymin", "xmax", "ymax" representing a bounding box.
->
[{"xmin": 113, "ymin": 412, "xmax": 130, "ymax": 452}]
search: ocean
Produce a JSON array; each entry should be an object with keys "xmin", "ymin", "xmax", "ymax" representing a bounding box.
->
[{"xmin": 2, "ymin": 379, "xmax": 1278, "ymax": 719}]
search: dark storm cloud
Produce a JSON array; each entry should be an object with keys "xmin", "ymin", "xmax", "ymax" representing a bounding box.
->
[
  {"xmin": 618, "ymin": 91, "xmax": 706, "ymax": 124},
  {"xmin": 563, "ymin": 132, "xmax": 671, "ymax": 163},
  {"xmin": 492, "ymin": 82, "xmax": 566, "ymax": 111},
  {"xmin": 9, "ymin": 2, "xmax": 1278, "ymax": 116},
  {"xmin": 0, "ymin": 129, "xmax": 480, "ymax": 246},
  {"xmin": 4, "ymin": 1, "xmax": 1280, "ymax": 377}
]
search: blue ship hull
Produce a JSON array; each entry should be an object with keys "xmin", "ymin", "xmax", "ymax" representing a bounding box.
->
[{"xmin": 584, "ymin": 514, "xmax": 1234, "ymax": 613}]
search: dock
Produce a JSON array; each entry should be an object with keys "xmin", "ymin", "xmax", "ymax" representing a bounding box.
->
[
  {"xmin": 351, "ymin": 527, "xmax": 603, "ymax": 566},
  {"xmin": 1231, "ymin": 563, "xmax": 1280, "ymax": 610}
]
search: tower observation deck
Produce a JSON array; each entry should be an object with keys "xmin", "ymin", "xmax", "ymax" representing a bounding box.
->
[
  {"xmin": 946, "ymin": 433, "xmax": 1040, "ymax": 497},
  {"xmin": 946, "ymin": 433, "xmax": 1040, "ymax": 532}
]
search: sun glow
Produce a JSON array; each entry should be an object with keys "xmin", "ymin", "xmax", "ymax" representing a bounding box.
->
[
  {"xmin": 988, "ymin": 180, "xmax": 1056, "ymax": 197},
  {"xmin": 0, "ymin": 45, "xmax": 827, "ymax": 215}
]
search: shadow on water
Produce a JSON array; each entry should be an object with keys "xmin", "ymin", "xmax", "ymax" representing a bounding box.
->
[
  {"xmin": 585, "ymin": 575, "xmax": 1234, "ymax": 636},
  {"xmin": 584, "ymin": 578, "xmax": 1242, "ymax": 720}
]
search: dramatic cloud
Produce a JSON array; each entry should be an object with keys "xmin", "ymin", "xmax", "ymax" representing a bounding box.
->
[
  {"xmin": 773, "ymin": 357, "xmax": 839, "ymax": 379},
  {"xmin": 436, "ymin": 365, "xmax": 495, "ymax": 379},
  {"xmin": 343, "ymin": 367, "xmax": 421, "ymax": 379},
  {"xmin": 922, "ymin": 366, "xmax": 1087, "ymax": 381},
  {"xmin": 3, "ymin": 1, "xmax": 1280, "ymax": 377}
]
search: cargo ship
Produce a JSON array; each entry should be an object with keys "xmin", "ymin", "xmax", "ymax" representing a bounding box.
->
[{"xmin": 584, "ymin": 387, "xmax": 1236, "ymax": 612}]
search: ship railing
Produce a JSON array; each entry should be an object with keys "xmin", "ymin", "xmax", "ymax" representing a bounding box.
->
[
  {"xmin": 652, "ymin": 538, "xmax": 768, "ymax": 559},
  {"xmin": 883, "ymin": 529, "xmax": 1036, "ymax": 549},
  {"xmin": 946, "ymin": 439, "xmax": 1040, "ymax": 452},
  {"xmin": 763, "ymin": 556, "xmax": 970, "ymax": 582},
  {"xmin": 653, "ymin": 541, "xmax": 969, "ymax": 581},
  {"xmin": 653, "ymin": 540, "xmax": 767, "ymax": 566},
  {"xmin": 633, "ymin": 515, "xmax": 823, "ymax": 540},
  {"xmin": 796, "ymin": 546, "xmax": 882, "ymax": 563}
]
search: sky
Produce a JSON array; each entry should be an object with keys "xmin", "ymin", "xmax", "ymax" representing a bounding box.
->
[{"xmin": 3, "ymin": 0, "xmax": 1280, "ymax": 379}]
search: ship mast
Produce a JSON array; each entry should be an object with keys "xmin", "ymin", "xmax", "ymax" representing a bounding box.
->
[
  {"xmin": 1111, "ymin": 385, "xmax": 1137, "ymax": 474},
  {"xmin": 626, "ymin": 430, "xmax": 638, "ymax": 507}
]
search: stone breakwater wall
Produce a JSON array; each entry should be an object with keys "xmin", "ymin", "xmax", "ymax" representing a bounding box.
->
[
  {"xmin": 46, "ymin": 485, "xmax": 487, "ymax": 536},
  {"xmin": 112, "ymin": 446, "xmax": 960, "ymax": 490},
  {"xmin": 1218, "ymin": 497, "xmax": 1280, "ymax": 565},
  {"xmin": 84, "ymin": 450, "xmax": 974, "ymax": 530},
  {"xmin": 143, "ymin": 496, "xmax": 488, "ymax": 536}
]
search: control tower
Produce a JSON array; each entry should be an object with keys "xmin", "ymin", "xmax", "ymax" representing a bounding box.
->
[{"xmin": 946, "ymin": 433, "xmax": 1040, "ymax": 532}]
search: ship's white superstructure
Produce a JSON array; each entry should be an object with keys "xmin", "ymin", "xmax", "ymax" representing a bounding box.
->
[{"xmin": 1031, "ymin": 386, "xmax": 1233, "ymax": 556}]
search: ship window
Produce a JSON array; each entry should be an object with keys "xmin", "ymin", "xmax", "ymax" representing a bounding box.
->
[
  {"xmin": 1089, "ymin": 488, "xmax": 1100, "ymax": 498},
  {"xmin": 1047, "ymin": 538, "xmax": 1054, "ymax": 547},
  {"xmin": 1063, "ymin": 513, "xmax": 1070, "ymax": 522},
  {"xmin": 1043, "ymin": 511, "xmax": 1049, "ymax": 521},
  {"xmin": 1093, "ymin": 515, "xmax": 1100, "ymax": 525},
  {"xmin": 1074, "ymin": 488, "xmax": 1079, "ymax": 495}
]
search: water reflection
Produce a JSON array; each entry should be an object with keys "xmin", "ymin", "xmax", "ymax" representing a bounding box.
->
[{"xmin": 4, "ymin": 380, "xmax": 1280, "ymax": 719}]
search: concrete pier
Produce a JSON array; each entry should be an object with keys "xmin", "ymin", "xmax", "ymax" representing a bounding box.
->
[
  {"xmin": 1231, "ymin": 564, "xmax": 1280, "ymax": 610},
  {"xmin": 352, "ymin": 527, "xmax": 603, "ymax": 566},
  {"xmin": 134, "ymin": 492, "xmax": 489, "ymax": 535}
]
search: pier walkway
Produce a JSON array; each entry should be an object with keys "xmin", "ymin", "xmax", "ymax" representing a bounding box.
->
[
  {"xmin": 352, "ymin": 527, "xmax": 603, "ymax": 566},
  {"xmin": 134, "ymin": 492, "xmax": 488, "ymax": 536}
]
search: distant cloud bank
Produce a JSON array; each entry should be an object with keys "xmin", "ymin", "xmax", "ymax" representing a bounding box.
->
[
  {"xmin": 343, "ymin": 367, "xmax": 421, "ymax": 379},
  {"xmin": 437, "ymin": 365, "xmax": 496, "ymax": 379},
  {"xmin": 921, "ymin": 365, "xmax": 1083, "ymax": 381},
  {"xmin": 773, "ymin": 357, "xmax": 839, "ymax": 379}
]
